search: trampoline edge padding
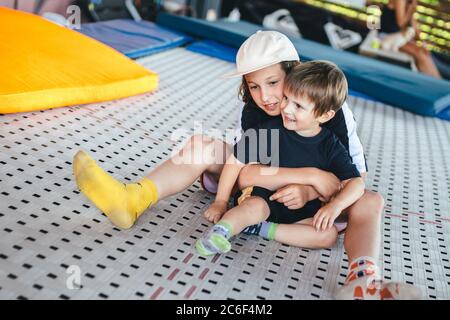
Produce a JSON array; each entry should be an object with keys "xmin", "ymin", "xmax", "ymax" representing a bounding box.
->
[
  {"xmin": 78, "ymin": 19, "xmax": 192, "ymax": 59},
  {"xmin": 0, "ymin": 7, "xmax": 159, "ymax": 114},
  {"xmin": 157, "ymin": 13, "xmax": 450, "ymax": 120}
]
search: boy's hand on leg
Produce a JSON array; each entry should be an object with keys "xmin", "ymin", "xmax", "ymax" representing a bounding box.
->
[
  {"xmin": 204, "ymin": 200, "xmax": 228, "ymax": 223},
  {"xmin": 312, "ymin": 203, "xmax": 342, "ymax": 232},
  {"xmin": 270, "ymin": 184, "xmax": 314, "ymax": 209}
]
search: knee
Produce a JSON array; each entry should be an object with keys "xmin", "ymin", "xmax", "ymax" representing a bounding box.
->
[
  {"xmin": 350, "ymin": 190, "xmax": 384, "ymax": 220},
  {"xmin": 419, "ymin": 47, "xmax": 430, "ymax": 56},
  {"xmin": 415, "ymin": 47, "xmax": 430, "ymax": 61},
  {"xmin": 365, "ymin": 190, "xmax": 385, "ymax": 214},
  {"xmin": 238, "ymin": 165, "xmax": 254, "ymax": 189},
  {"xmin": 316, "ymin": 227, "xmax": 338, "ymax": 249},
  {"xmin": 241, "ymin": 196, "xmax": 269, "ymax": 216},
  {"xmin": 186, "ymin": 134, "xmax": 215, "ymax": 162},
  {"xmin": 188, "ymin": 134, "xmax": 213, "ymax": 149}
]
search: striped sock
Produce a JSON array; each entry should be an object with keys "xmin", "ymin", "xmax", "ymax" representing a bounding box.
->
[
  {"xmin": 241, "ymin": 221, "xmax": 278, "ymax": 240},
  {"xmin": 259, "ymin": 221, "xmax": 277, "ymax": 240},
  {"xmin": 196, "ymin": 221, "xmax": 233, "ymax": 256}
]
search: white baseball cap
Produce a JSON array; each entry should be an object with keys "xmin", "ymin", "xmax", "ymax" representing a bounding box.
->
[{"xmin": 222, "ymin": 30, "xmax": 300, "ymax": 78}]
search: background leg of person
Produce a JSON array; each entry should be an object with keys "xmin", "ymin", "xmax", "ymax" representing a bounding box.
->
[
  {"xmin": 431, "ymin": 52, "xmax": 450, "ymax": 80},
  {"xmin": 400, "ymin": 42, "xmax": 442, "ymax": 79}
]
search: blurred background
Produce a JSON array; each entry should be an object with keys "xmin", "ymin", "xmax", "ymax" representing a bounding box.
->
[{"xmin": 1, "ymin": 0, "xmax": 448, "ymax": 79}]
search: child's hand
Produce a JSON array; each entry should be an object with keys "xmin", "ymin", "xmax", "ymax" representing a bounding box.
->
[
  {"xmin": 311, "ymin": 169, "xmax": 341, "ymax": 202},
  {"xmin": 270, "ymin": 184, "xmax": 311, "ymax": 209},
  {"xmin": 312, "ymin": 202, "xmax": 342, "ymax": 232},
  {"xmin": 204, "ymin": 200, "xmax": 228, "ymax": 223}
]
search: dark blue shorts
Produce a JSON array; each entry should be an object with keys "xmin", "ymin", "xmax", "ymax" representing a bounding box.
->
[{"xmin": 233, "ymin": 186, "xmax": 322, "ymax": 224}]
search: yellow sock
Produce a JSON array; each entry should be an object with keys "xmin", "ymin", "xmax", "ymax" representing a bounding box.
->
[{"xmin": 73, "ymin": 150, "xmax": 158, "ymax": 229}]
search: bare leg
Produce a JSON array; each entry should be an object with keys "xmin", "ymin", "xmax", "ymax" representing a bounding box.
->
[
  {"xmin": 400, "ymin": 42, "xmax": 442, "ymax": 79},
  {"xmin": 343, "ymin": 190, "xmax": 384, "ymax": 263},
  {"xmin": 147, "ymin": 134, "xmax": 231, "ymax": 200},
  {"xmin": 196, "ymin": 196, "xmax": 270, "ymax": 256},
  {"xmin": 222, "ymin": 196, "xmax": 270, "ymax": 235},
  {"xmin": 274, "ymin": 218, "xmax": 338, "ymax": 249},
  {"xmin": 337, "ymin": 191, "xmax": 422, "ymax": 300},
  {"xmin": 73, "ymin": 135, "xmax": 231, "ymax": 229},
  {"xmin": 239, "ymin": 165, "xmax": 383, "ymax": 257},
  {"xmin": 219, "ymin": 203, "xmax": 337, "ymax": 251}
]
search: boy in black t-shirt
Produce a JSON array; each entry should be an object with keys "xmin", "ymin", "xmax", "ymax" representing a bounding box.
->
[{"xmin": 196, "ymin": 60, "xmax": 365, "ymax": 256}]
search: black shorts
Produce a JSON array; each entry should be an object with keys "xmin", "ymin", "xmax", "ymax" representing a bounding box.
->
[{"xmin": 233, "ymin": 186, "xmax": 322, "ymax": 224}]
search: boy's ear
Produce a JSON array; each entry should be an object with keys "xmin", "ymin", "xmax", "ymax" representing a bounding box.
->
[{"xmin": 318, "ymin": 110, "xmax": 336, "ymax": 124}]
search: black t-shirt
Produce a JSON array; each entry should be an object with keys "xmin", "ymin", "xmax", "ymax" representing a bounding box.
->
[
  {"xmin": 233, "ymin": 117, "xmax": 361, "ymax": 181},
  {"xmin": 241, "ymin": 100, "xmax": 350, "ymax": 161}
]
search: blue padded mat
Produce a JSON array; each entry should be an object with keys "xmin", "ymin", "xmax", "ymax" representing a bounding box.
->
[
  {"xmin": 78, "ymin": 19, "xmax": 191, "ymax": 59},
  {"xmin": 186, "ymin": 39, "xmax": 379, "ymax": 103},
  {"xmin": 157, "ymin": 13, "xmax": 450, "ymax": 120},
  {"xmin": 186, "ymin": 40, "xmax": 237, "ymax": 63}
]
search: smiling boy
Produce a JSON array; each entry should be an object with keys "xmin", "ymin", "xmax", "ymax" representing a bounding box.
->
[{"xmin": 196, "ymin": 60, "xmax": 365, "ymax": 256}]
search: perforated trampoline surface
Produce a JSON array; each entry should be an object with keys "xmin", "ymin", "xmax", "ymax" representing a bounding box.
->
[{"xmin": 0, "ymin": 48, "xmax": 449, "ymax": 300}]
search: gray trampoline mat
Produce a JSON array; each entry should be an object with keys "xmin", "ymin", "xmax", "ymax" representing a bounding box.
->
[{"xmin": 0, "ymin": 48, "xmax": 449, "ymax": 300}]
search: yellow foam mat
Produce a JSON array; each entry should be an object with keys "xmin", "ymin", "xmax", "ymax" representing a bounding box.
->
[{"xmin": 0, "ymin": 7, "xmax": 158, "ymax": 114}]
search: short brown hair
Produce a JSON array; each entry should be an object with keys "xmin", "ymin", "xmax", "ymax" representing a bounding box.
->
[
  {"xmin": 238, "ymin": 60, "xmax": 300, "ymax": 103},
  {"xmin": 285, "ymin": 60, "xmax": 348, "ymax": 117}
]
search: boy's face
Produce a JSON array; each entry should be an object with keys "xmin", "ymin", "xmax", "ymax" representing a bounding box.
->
[
  {"xmin": 280, "ymin": 90, "xmax": 321, "ymax": 132},
  {"xmin": 245, "ymin": 63, "xmax": 286, "ymax": 117}
]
